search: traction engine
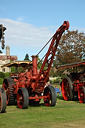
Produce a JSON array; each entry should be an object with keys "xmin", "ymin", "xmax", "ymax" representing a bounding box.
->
[
  {"xmin": 1, "ymin": 21, "xmax": 69, "ymax": 112},
  {"xmin": 58, "ymin": 62, "xmax": 85, "ymax": 103}
]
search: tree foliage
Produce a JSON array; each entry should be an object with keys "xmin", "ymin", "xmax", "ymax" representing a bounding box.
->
[
  {"xmin": 5, "ymin": 72, "xmax": 10, "ymax": 77},
  {"xmin": 37, "ymin": 56, "xmax": 49, "ymax": 70},
  {"xmin": 49, "ymin": 30, "xmax": 85, "ymax": 77},
  {"xmin": 0, "ymin": 78, "xmax": 3, "ymax": 85},
  {"xmin": 0, "ymin": 50, "xmax": 3, "ymax": 53},
  {"xmin": 0, "ymin": 72, "xmax": 5, "ymax": 79},
  {"xmin": 37, "ymin": 56, "xmax": 43, "ymax": 69},
  {"xmin": 11, "ymin": 66, "xmax": 23, "ymax": 73},
  {"xmin": 55, "ymin": 30, "xmax": 85, "ymax": 65},
  {"xmin": 24, "ymin": 54, "xmax": 30, "ymax": 61}
]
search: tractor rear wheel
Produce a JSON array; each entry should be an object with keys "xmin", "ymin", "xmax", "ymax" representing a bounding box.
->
[
  {"xmin": 17, "ymin": 88, "xmax": 29, "ymax": 109},
  {"xmin": 0, "ymin": 88, "xmax": 7, "ymax": 113},
  {"xmin": 61, "ymin": 77, "xmax": 73, "ymax": 101},
  {"xmin": 2, "ymin": 77, "xmax": 15, "ymax": 105},
  {"xmin": 78, "ymin": 86, "xmax": 85, "ymax": 103},
  {"xmin": 44, "ymin": 85, "xmax": 56, "ymax": 107}
]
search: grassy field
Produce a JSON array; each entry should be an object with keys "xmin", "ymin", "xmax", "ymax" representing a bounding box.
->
[{"xmin": 0, "ymin": 96, "xmax": 85, "ymax": 128}]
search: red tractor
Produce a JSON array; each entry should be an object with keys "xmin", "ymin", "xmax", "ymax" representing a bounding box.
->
[
  {"xmin": 58, "ymin": 62, "xmax": 85, "ymax": 103},
  {"xmin": 0, "ymin": 21, "xmax": 69, "ymax": 112}
]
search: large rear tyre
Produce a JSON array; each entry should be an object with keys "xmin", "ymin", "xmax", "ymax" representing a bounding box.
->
[
  {"xmin": 44, "ymin": 85, "xmax": 57, "ymax": 107},
  {"xmin": 17, "ymin": 88, "xmax": 29, "ymax": 109},
  {"xmin": 2, "ymin": 77, "xmax": 15, "ymax": 105},
  {"xmin": 61, "ymin": 77, "xmax": 73, "ymax": 101},
  {"xmin": 78, "ymin": 86, "xmax": 85, "ymax": 103},
  {"xmin": 0, "ymin": 88, "xmax": 7, "ymax": 113}
]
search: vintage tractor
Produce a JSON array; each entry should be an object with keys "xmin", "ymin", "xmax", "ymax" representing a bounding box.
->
[
  {"xmin": 1, "ymin": 21, "xmax": 69, "ymax": 112},
  {"xmin": 58, "ymin": 62, "xmax": 85, "ymax": 103},
  {"xmin": 0, "ymin": 24, "xmax": 7, "ymax": 113}
]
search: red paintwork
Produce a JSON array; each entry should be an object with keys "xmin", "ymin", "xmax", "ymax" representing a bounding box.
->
[
  {"xmin": 2, "ymin": 21, "xmax": 69, "ymax": 105},
  {"xmin": 62, "ymin": 78, "xmax": 70, "ymax": 101},
  {"xmin": 33, "ymin": 21, "xmax": 69, "ymax": 92},
  {"xmin": 32, "ymin": 55, "xmax": 38, "ymax": 75},
  {"xmin": 29, "ymin": 95, "xmax": 48, "ymax": 101},
  {"xmin": 60, "ymin": 62, "xmax": 85, "ymax": 103}
]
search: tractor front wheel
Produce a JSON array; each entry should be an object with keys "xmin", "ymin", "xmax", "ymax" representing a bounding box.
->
[
  {"xmin": 61, "ymin": 77, "xmax": 73, "ymax": 101},
  {"xmin": 78, "ymin": 86, "xmax": 85, "ymax": 103},
  {"xmin": 44, "ymin": 85, "xmax": 56, "ymax": 107},
  {"xmin": 17, "ymin": 88, "xmax": 29, "ymax": 109},
  {"xmin": 0, "ymin": 88, "xmax": 7, "ymax": 113}
]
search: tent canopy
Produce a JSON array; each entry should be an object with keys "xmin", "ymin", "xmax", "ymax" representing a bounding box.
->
[{"xmin": 1, "ymin": 61, "xmax": 32, "ymax": 68}]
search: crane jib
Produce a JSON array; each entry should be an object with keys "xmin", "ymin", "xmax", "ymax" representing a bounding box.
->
[{"xmin": 33, "ymin": 21, "xmax": 69, "ymax": 91}]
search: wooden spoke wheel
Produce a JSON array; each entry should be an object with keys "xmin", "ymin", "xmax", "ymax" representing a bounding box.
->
[
  {"xmin": 61, "ymin": 77, "xmax": 73, "ymax": 101},
  {"xmin": 44, "ymin": 85, "xmax": 56, "ymax": 107},
  {"xmin": 0, "ymin": 88, "xmax": 7, "ymax": 113},
  {"xmin": 78, "ymin": 86, "xmax": 85, "ymax": 103},
  {"xmin": 17, "ymin": 88, "xmax": 29, "ymax": 109},
  {"xmin": 2, "ymin": 77, "xmax": 15, "ymax": 105}
]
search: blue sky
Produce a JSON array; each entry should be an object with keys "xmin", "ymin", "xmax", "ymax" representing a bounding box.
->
[{"xmin": 0, "ymin": 0, "xmax": 85, "ymax": 60}]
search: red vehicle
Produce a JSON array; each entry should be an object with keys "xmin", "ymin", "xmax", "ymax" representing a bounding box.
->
[
  {"xmin": 0, "ymin": 21, "xmax": 69, "ymax": 112},
  {"xmin": 58, "ymin": 62, "xmax": 85, "ymax": 103}
]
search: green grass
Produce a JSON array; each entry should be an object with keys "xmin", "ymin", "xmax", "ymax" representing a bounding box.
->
[{"xmin": 0, "ymin": 97, "xmax": 85, "ymax": 128}]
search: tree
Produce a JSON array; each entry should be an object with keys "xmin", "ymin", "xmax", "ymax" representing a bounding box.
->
[
  {"xmin": 11, "ymin": 66, "xmax": 17, "ymax": 73},
  {"xmin": 37, "ymin": 56, "xmax": 43, "ymax": 69},
  {"xmin": 37, "ymin": 56, "xmax": 49, "ymax": 70},
  {"xmin": 24, "ymin": 54, "xmax": 30, "ymax": 61},
  {"xmin": 0, "ymin": 50, "xmax": 3, "ymax": 53},
  {"xmin": 55, "ymin": 30, "xmax": 85, "ymax": 65},
  {"xmin": 11, "ymin": 66, "xmax": 23, "ymax": 73},
  {"xmin": 0, "ymin": 72, "xmax": 5, "ymax": 79}
]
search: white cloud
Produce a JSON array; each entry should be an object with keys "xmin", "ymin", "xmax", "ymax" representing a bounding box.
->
[
  {"xmin": 0, "ymin": 18, "xmax": 52, "ymax": 48},
  {"xmin": 1, "ymin": 18, "xmax": 85, "ymax": 60},
  {"xmin": 70, "ymin": 27, "xmax": 85, "ymax": 33},
  {"xmin": 0, "ymin": 18, "xmax": 54, "ymax": 59}
]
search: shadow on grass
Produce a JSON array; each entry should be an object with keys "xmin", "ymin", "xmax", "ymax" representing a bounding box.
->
[
  {"xmin": 0, "ymin": 110, "xmax": 7, "ymax": 114},
  {"xmin": 29, "ymin": 103, "xmax": 45, "ymax": 107},
  {"xmin": 57, "ymin": 95, "xmax": 80, "ymax": 103},
  {"xmin": 16, "ymin": 102, "xmax": 45, "ymax": 109},
  {"xmin": 57, "ymin": 95, "xmax": 64, "ymax": 100}
]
